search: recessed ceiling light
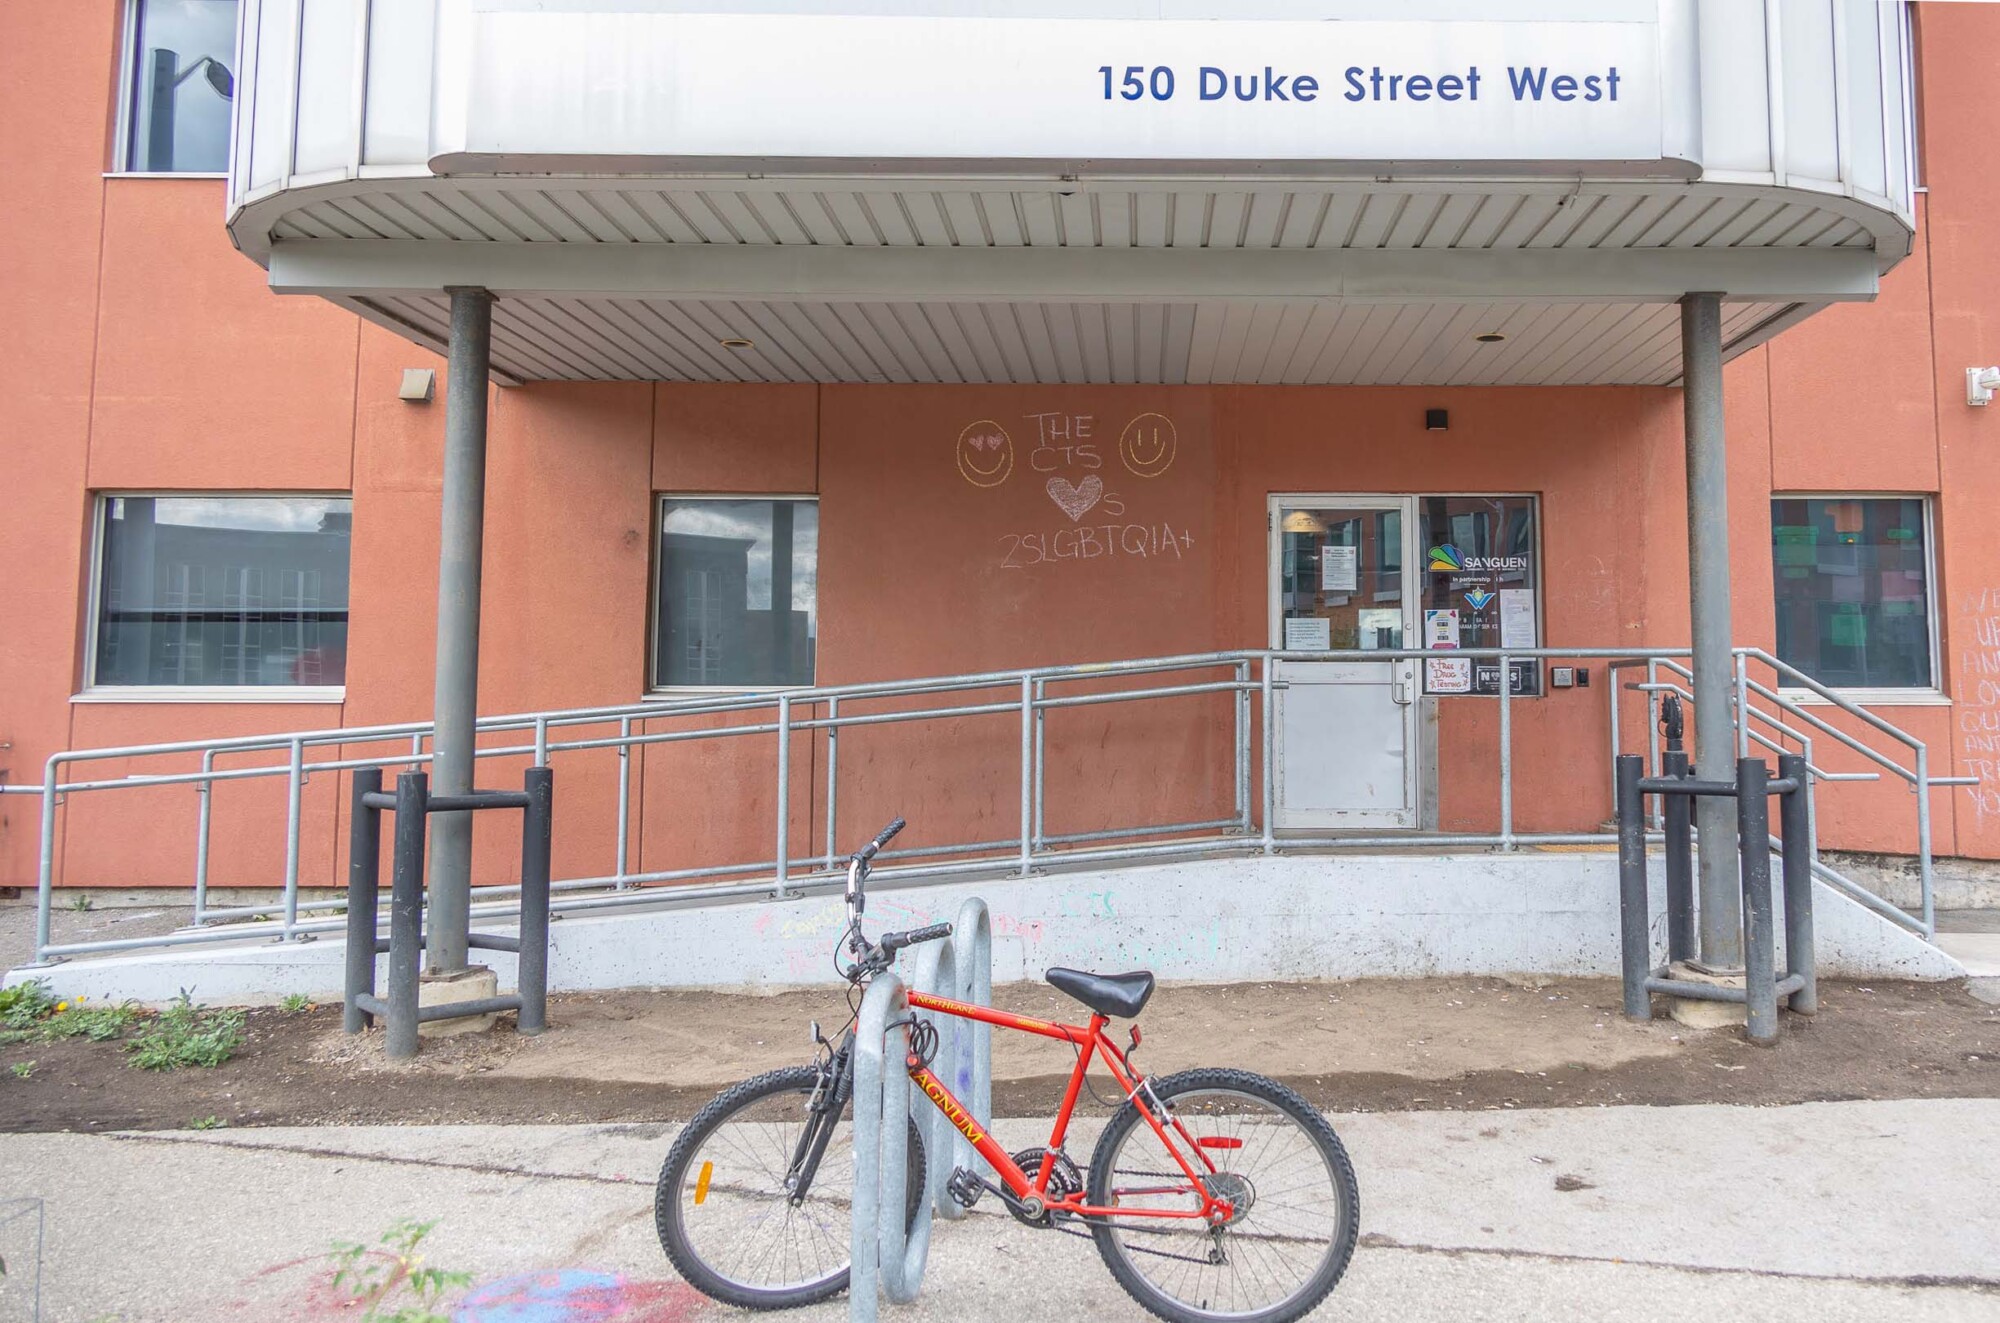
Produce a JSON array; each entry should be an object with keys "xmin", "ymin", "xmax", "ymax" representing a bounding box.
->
[
  {"xmin": 1474, "ymin": 332, "xmax": 1507, "ymax": 344},
  {"xmin": 720, "ymin": 337, "xmax": 755, "ymax": 350}
]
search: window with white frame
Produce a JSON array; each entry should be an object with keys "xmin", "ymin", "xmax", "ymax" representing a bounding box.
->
[
  {"xmin": 1771, "ymin": 495, "xmax": 1936, "ymax": 691},
  {"xmin": 653, "ymin": 497, "xmax": 818, "ymax": 690},
  {"xmin": 122, "ymin": 0, "xmax": 238, "ymax": 173},
  {"xmin": 91, "ymin": 495, "xmax": 351, "ymax": 689}
]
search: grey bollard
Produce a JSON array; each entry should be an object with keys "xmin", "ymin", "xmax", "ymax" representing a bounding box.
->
[
  {"xmin": 343, "ymin": 768, "xmax": 383, "ymax": 1033},
  {"xmin": 1776, "ymin": 753, "xmax": 1818, "ymax": 1014},
  {"xmin": 516, "ymin": 766, "xmax": 553, "ymax": 1035},
  {"xmin": 384, "ymin": 771, "xmax": 428, "ymax": 1060},
  {"xmin": 1737, "ymin": 758, "xmax": 1779, "ymax": 1044}
]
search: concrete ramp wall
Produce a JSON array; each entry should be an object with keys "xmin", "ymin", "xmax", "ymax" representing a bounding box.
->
[{"xmin": 5, "ymin": 853, "xmax": 1965, "ymax": 1006}]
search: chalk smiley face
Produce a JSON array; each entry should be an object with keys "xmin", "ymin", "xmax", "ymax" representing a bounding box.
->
[
  {"xmin": 1119, "ymin": 413, "xmax": 1177, "ymax": 478},
  {"xmin": 956, "ymin": 420, "xmax": 1014, "ymax": 487}
]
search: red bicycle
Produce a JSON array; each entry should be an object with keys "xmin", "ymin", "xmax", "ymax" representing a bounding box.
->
[{"xmin": 655, "ymin": 818, "xmax": 1360, "ymax": 1323}]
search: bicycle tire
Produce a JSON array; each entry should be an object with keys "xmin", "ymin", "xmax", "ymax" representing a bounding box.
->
[
  {"xmin": 1086, "ymin": 1067, "xmax": 1359, "ymax": 1323},
  {"xmin": 655, "ymin": 1065, "xmax": 926, "ymax": 1310}
]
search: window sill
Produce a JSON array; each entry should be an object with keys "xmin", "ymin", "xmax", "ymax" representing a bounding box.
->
[
  {"xmin": 102, "ymin": 171, "xmax": 227, "ymax": 180},
  {"xmin": 1779, "ymin": 687, "xmax": 1950, "ymax": 708},
  {"xmin": 643, "ymin": 685, "xmax": 813, "ymax": 701},
  {"xmin": 72, "ymin": 687, "xmax": 345, "ymax": 705}
]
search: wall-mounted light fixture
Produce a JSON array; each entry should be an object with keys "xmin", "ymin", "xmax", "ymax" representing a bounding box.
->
[
  {"xmin": 398, "ymin": 368, "xmax": 437, "ymax": 403},
  {"xmin": 1969, "ymin": 366, "xmax": 2000, "ymax": 406},
  {"xmin": 1425, "ymin": 409, "xmax": 1449, "ymax": 431}
]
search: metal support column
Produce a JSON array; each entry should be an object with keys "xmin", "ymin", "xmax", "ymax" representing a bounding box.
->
[
  {"xmin": 1681, "ymin": 291, "xmax": 1743, "ymax": 968},
  {"xmin": 425, "ymin": 286, "xmax": 494, "ymax": 975}
]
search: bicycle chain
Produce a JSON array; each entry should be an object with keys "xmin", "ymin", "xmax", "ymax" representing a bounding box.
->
[{"xmin": 1028, "ymin": 1168, "xmax": 1230, "ymax": 1268}]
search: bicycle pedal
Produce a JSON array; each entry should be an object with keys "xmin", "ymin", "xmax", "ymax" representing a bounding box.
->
[{"xmin": 946, "ymin": 1167, "xmax": 984, "ymax": 1210}]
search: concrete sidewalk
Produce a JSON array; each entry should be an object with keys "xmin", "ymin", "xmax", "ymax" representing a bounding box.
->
[{"xmin": 2, "ymin": 1099, "xmax": 1997, "ymax": 1322}]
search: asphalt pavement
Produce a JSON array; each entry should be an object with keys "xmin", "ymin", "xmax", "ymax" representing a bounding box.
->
[{"xmin": 2, "ymin": 1098, "xmax": 1997, "ymax": 1322}]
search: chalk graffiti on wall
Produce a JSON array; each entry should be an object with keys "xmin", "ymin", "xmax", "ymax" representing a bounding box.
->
[
  {"xmin": 955, "ymin": 408, "xmax": 1190, "ymax": 569},
  {"xmin": 1955, "ymin": 588, "xmax": 2000, "ymax": 824}
]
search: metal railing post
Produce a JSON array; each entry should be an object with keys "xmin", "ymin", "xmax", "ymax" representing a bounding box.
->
[
  {"xmin": 825, "ymin": 697, "xmax": 839, "ymax": 870},
  {"xmin": 1916, "ymin": 745, "xmax": 1935, "ymax": 939},
  {"xmin": 385, "ymin": 771, "xmax": 428, "ymax": 1060},
  {"xmin": 1776, "ymin": 752, "xmax": 1817, "ymax": 1015},
  {"xmin": 517, "ymin": 766, "xmax": 554, "ymax": 1035},
  {"xmin": 1738, "ymin": 757, "xmax": 1779, "ymax": 1044},
  {"xmin": 33, "ymin": 762, "xmax": 57, "ymax": 963},
  {"xmin": 775, "ymin": 695, "xmax": 791, "ymax": 898},
  {"xmin": 533, "ymin": 716, "xmax": 549, "ymax": 767},
  {"xmin": 1236, "ymin": 660, "xmax": 1252, "ymax": 834},
  {"xmin": 1615, "ymin": 755, "xmax": 1651, "ymax": 1020},
  {"xmin": 1735, "ymin": 652, "xmax": 1752, "ymax": 757},
  {"xmin": 193, "ymin": 749, "xmax": 216, "ymax": 925},
  {"xmin": 615, "ymin": 716, "xmax": 631, "ymax": 888},
  {"xmin": 344, "ymin": 768, "xmax": 383, "ymax": 1033},
  {"xmin": 1646, "ymin": 658, "xmax": 1663, "ymax": 828},
  {"xmin": 1260, "ymin": 659, "xmax": 1276, "ymax": 854},
  {"xmin": 281, "ymin": 737, "xmax": 305, "ymax": 939},
  {"xmin": 1498, "ymin": 654, "xmax": 1515, "ymax": 850},
  {"xmin": 1032, "ymin": 678, "xmax": 1046, "ymax": 857},
  {"xmin": 1019, "ymin": 676, "xmax": 1034, "ymax": 877}
]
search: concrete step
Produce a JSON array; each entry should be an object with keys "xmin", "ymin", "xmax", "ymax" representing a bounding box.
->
[{"xmin": 1930, "ymin": 911, "xmax": 2000, "ymax": 1003}]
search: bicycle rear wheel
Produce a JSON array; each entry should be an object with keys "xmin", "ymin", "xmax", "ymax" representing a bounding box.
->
[
  {"xmin": 1086, "ymin": 1068, "xmax": 1358, "ymax": 1323},
  {"xmin": 655, "ymin": 1065, "xmax": 925, "ymax": 1310}
]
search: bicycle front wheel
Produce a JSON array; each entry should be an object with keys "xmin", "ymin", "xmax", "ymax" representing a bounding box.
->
[
  {"xmin": 655, "ymin": 1065, "xmax": 926, "ymax": 1310},
  {"xmin": 1086, "ymin": 1068, "xmax": 1359, "ymax": 1323}
]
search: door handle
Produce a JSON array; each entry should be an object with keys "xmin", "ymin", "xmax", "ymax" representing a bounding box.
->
[{"xmin": 1391, "ymin": 673, "xmax": 1414, "ymax": 706}]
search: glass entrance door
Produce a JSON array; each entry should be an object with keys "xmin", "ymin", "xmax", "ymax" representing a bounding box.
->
[{"xmin": 1269, "ymin": 496, "xmax": 1420, "ymax": 829}]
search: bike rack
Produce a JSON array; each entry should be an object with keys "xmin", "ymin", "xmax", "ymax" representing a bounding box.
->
[
  {"xmin": 341, "ymin": 766, "xmax": 555, "ymax": 1059},
  {"xmin": 851, "ymin": 896, "xmax": 993, "ymax": 1322},
  {"xmin": 1615, "ymin": 752, "xmax": 1817, "ymax": 1042}
]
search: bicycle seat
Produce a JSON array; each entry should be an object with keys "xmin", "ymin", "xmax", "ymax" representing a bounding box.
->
[{"xmin": 1045, "ymin": 967, "xmax": 1156, "ymax": 1019}]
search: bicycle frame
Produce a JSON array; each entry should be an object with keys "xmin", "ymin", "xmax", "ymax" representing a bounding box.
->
[{"xmin": 903, "ymin": 991, "xmax": 1232, "ymax": 1224}]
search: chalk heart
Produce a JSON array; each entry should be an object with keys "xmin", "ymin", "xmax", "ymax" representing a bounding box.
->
[{"xmin": 1046, "ymin": 474, "xmax": 1104, "ymax": 523}]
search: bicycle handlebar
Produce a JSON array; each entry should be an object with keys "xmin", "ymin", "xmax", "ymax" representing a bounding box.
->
[
  {"xmin": 879, "ymin": 922, "xmax": 952, "ymax": 956},
  {"xmin": 856, "ymin": 817, "xmax": 906, "ymax": 864}
]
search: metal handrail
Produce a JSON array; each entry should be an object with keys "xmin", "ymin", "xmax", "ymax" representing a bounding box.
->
[
  {"xmin": 1609, "ymin": 649, "xmax": 1969, "ymax": 937},
  {"xmin": 12, "ymin": 643, "xmax": 1971, "ymax": 963}
]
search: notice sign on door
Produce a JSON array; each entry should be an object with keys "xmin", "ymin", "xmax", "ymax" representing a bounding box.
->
[
  {"xmin": 1283, "ymin": 616, "xmax": 1332, "ymax": 651},
  {"xmin": 1320, "ymin": 545, "xmax": 1358, "ymax": 593},
  {"xmin": 1424, "ymin": 609, "xmax": 1459, "ymax": 649},
  {"xmin": 1426, "ymin": 657, "xmax": 1473, "ymax": 694}
]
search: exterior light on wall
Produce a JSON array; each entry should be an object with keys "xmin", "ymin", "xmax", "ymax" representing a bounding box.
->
[
  {"xmin": 398, "ymin": 368, "xmax": 436, "ymax": 403},
  {"xmin": 1474, "ymin": 332, "xmax": 1507, "ymax": 343},
  {"xmin": 1968, "ymin": 366, "xmax": 2000, "ymax": 406},
  {"xmin": 720, "ymin": 337, "xmax": 755, "ymax": 350},
  {"xmin": 1425, "ymin": 409, "xmax": 1450, "ymax": 431}
]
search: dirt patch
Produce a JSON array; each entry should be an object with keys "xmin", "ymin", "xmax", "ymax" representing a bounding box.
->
[{"xmin": 1, "ymin": 977, "xmax": 1995, "ymax": 1133}]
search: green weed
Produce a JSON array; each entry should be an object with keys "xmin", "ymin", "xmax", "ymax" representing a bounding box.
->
[
  {"xmin": 10, "ymin": 1061, "xmax": 35, "ymax": 1079},
  {"xmin": 41, "ymin": 999, "xmax": 141, "ymax": 1043},
  {"xmin": 331, "ymin": 1218, "xmax": 471, "ymax": 1323},
  {"xmin": 126, "ymin": 991, "xmax": 245, "ymax": 1071},
  {"xmin": 67, "ymin": 893, "xmax": 94, "ymax": 914},
  {"xmin": 188, "ymin": 1115, "xmax": 224, "ymax": 1131},
  {"xmin": 0, "ymin": 980, "xmax": 57, "ymax": 1029},
  {"xmin": 280, "ymin": 993, "xmax": 313, "ymax": 1014}
]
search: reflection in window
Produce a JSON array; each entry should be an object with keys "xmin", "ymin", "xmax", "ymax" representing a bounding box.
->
[
  {"xmin": 1772, "ymin": 496, "xmax": 1933, "ymax": 689},
  {"xmin": 126, "ymin": 0, "xmax": 238, "ymax": 172},
  {"xmin": 94, "ymin": 496, "xmax": 351, "ymax": 687},
  {"xmin": 654, "ymin": 498, "xmax": 818, "ymax": 689}
]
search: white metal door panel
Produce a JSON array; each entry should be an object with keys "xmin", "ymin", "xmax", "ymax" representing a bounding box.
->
[{"xmin": 1275, "ymin": 661, "xmax": 1415, "ymax": 829}]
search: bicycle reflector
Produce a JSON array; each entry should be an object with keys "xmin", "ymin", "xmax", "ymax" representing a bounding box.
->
[{"xmin": 1195, "ymin": 1137, "xmax": 1246, "ymax": 1150}]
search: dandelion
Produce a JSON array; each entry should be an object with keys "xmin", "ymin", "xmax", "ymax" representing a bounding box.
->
[{"xmin": 55, "ymin": 1002, "xmax": 68, "ymax": 1013}]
